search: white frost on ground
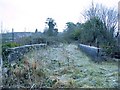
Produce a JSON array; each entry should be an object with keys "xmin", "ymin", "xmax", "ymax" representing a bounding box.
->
[
  {"xmin": 3, "ymin": 43, "xmax": 118, "ymax": 88},
  {"xmin": 24, "ymin": 43, "xmax": 118, "ymax": 88}
]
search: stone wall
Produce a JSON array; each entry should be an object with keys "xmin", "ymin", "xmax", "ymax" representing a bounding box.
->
[{"xmin": 7, "ymin": 44, "xmax": 47, "ymax": 63}]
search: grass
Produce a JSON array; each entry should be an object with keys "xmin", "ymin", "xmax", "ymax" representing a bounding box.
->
[{"xmin": 2, "ymin": 43, "xmax": 119, "ymax": 88}]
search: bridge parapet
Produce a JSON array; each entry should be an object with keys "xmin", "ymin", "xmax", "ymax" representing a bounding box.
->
[
  {"xmin": 78, "ymin": 44, "xmax": 104, "ymax": 61},
  {"xmin": 7, "ymin": 44, "xmax": 47, "ymax": 63}
]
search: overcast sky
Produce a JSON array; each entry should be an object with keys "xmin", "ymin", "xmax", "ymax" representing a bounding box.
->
[{"xmin": 0, "ymin": 0, "xmax": 119, "ymax": 32}]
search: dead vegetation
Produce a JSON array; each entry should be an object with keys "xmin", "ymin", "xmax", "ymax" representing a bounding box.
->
[{"xmin": 2, "ymin": 43, "xmax": 119, "ymax": 88}]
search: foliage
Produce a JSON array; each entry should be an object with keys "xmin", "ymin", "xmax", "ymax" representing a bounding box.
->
[
  {"xmin": 44, "ymin": 18, "xmax": 58, "ymax": 36},
  {"xmin": 80, "ymin": 16, "xmax": 119, "ymax": 58},
  {"xmin": 62, "ymin": 15, "xmax": 118, "ymax": 58},
  {"xmin": 80, "ymin": 17, "xmax": 106, "ymax": 45},
  {"xmin": 17, "ymin": 33, "xmax": 46, "ymax": 45},
  {"xmin": 81, "ymin": 2, "xmax": 119, "ymax": 58},
  {"xmin": 35, "ymin": 29, "xmax": 38, "ymax": 33},
  {"xmin": 63, "ymin": 22, "xmax": 81, "ymax": 41},
  {"xmin": 84, "ymin": 2, "xmax": 118, "ymax": 32},
  {"xmin": 2, "ymin": 42, "xmax": 21, "ymax": 49}
]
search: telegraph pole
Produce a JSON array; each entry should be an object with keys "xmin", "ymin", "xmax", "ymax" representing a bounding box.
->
[
  {"xmin": 0, "ymin": 21, "xmax": 3, "ymax": 34},
  {"xmin": 12, "ymin": 28, "xmax": 14, "ymax": 42},
  {"xmin": 118, "ymin": 1, "xmax": 120, "ymax": 89},
  {"xmin": 118, "ymin": 1, "xmax": 120, "ymax": 45},
  {"xmin": 0, "ymin": 22, "xmax": 2, "ymax": 36},
  {"xmin": 0, "ymin": 21, "xmax": 3, "ymax": 45}
]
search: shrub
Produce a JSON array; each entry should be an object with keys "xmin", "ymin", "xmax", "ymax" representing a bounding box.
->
[{"xmin": 2, "ymin": 42, "xmax": 20, "ymax": 48}]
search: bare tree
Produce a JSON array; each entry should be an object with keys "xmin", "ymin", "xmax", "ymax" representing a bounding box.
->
[{"xmin": 83, "ymin": 2, "xmax": 118, "ymax": 32}]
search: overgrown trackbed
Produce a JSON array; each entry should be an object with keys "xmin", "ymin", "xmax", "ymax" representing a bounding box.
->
[
  {"xmin": 23, "ymin": 43, "xmax": 118, "ymax": 88},
  {"xmin": 3, "ymin": 43, "xmax": 118, "ymax": 88}
]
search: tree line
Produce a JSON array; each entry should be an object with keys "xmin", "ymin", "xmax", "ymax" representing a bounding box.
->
[
  {"xmin": 42, "ymin": 2, "xmax": 119, "ymax": 58},
  {"xmin": 2, "ymin": 2, "xmax": 119, "ymax": 59}
]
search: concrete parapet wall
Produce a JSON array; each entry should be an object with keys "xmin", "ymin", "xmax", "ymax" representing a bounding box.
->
[{"xmin": 78, "ymin": 44, "xmax": 103, "ymax": 60}]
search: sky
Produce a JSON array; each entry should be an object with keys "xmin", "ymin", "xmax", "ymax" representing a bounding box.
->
[{"xmin": 0, "ymin": 0, "xmax": 119, "ymax": 33}]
